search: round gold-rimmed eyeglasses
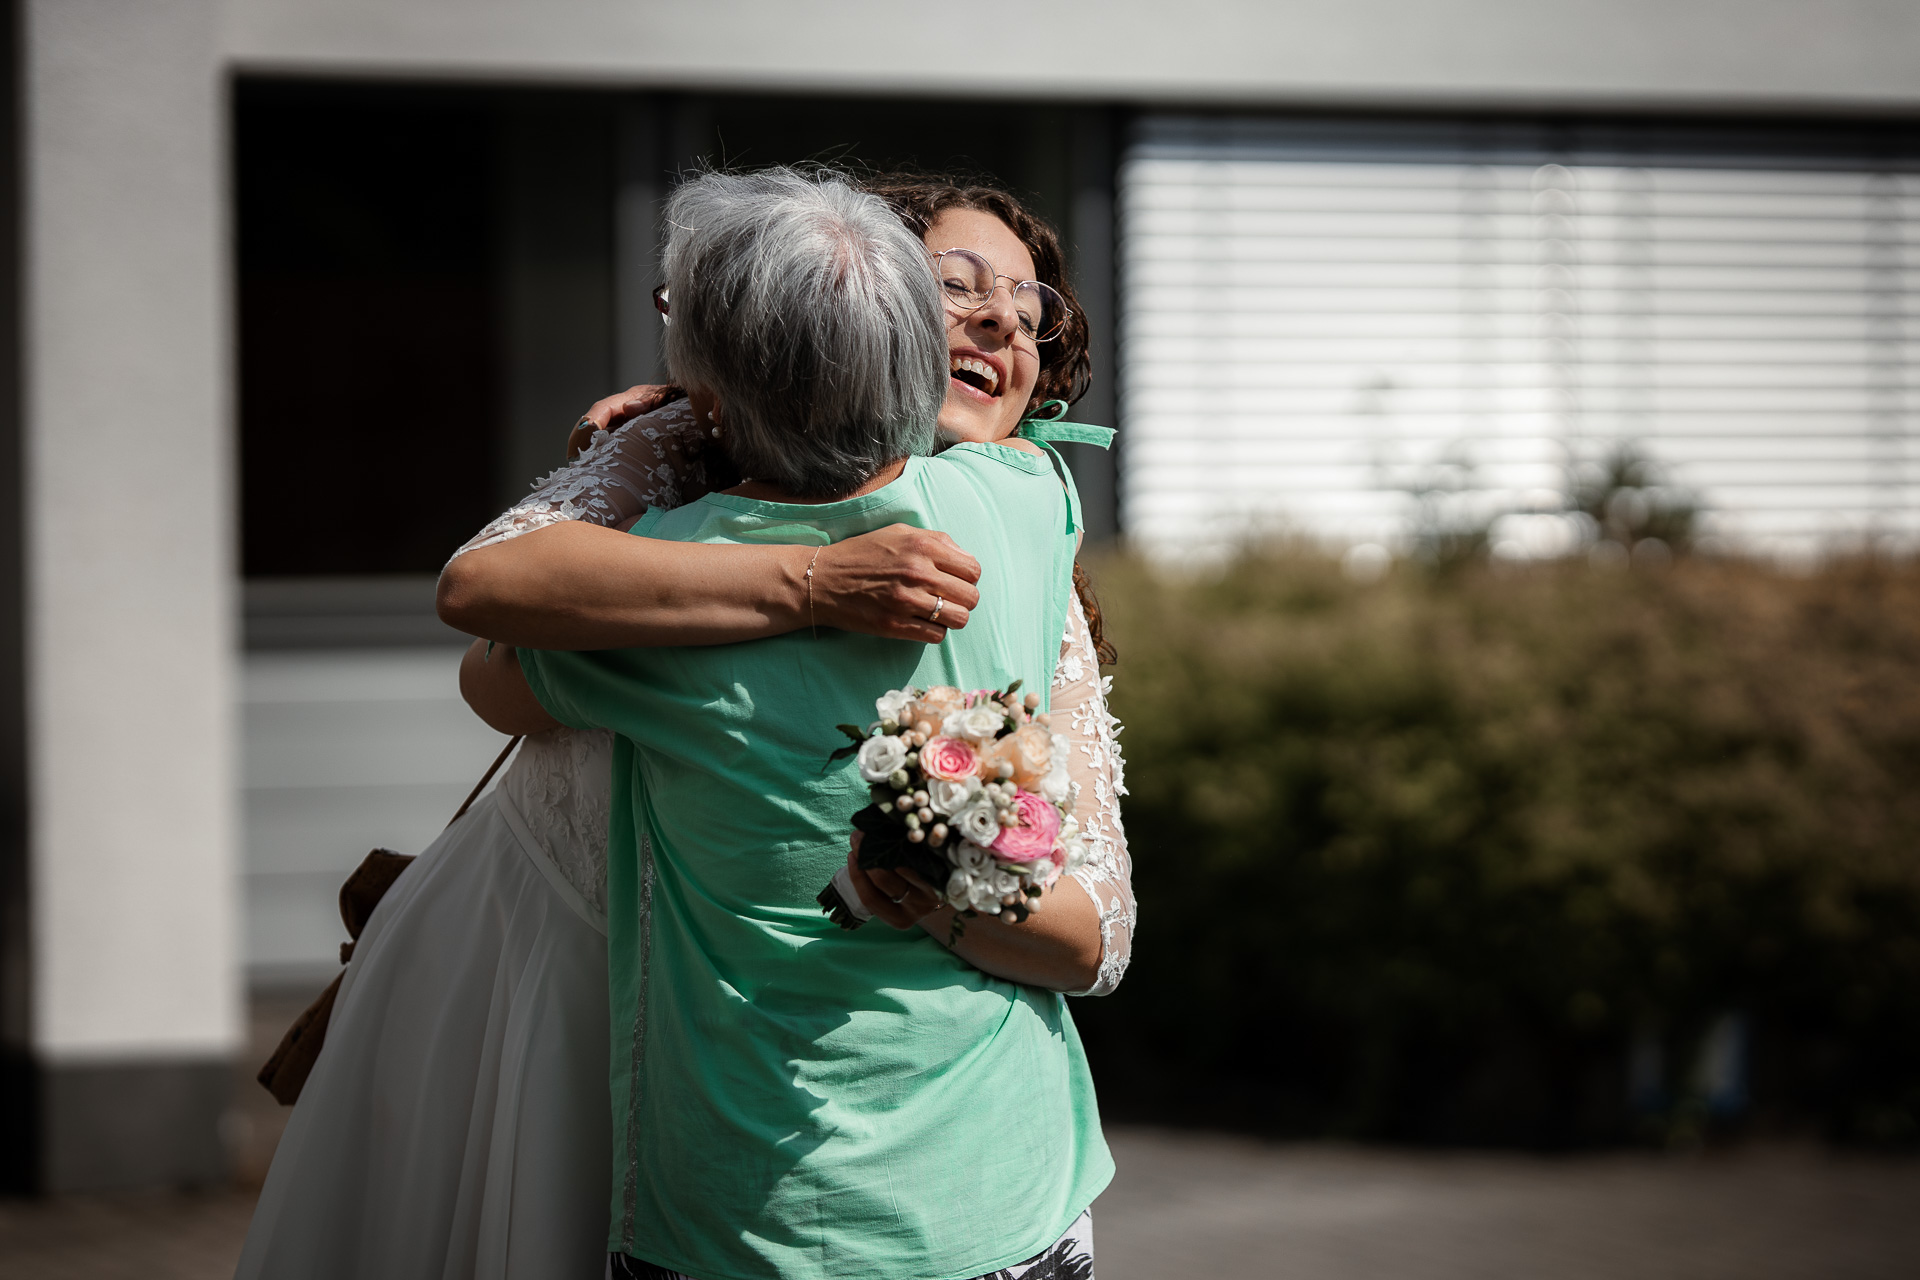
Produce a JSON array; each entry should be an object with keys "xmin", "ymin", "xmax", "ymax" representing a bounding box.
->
[
  {"xmin": 658, "ymin": 264, "xmax": 1069, "ymax": 344},
  {"xmin": 929, "ymin": 248, "xmax": 1071, "ymax": 344}
]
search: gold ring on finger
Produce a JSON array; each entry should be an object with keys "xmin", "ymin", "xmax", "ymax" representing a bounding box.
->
[{"xmin": 927, "ymin": 595, "xmax": 945, "ymax": 623}]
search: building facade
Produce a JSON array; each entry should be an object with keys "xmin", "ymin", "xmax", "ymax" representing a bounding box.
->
[{"xmin": 3, "ymin": 0, "xmax": 1916, "ymax": 1191}]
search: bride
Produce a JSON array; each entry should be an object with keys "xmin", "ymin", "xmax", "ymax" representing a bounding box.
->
[{"xmin": 235, "ymin": 173, "xmax": 1134, "ymax": 1280}]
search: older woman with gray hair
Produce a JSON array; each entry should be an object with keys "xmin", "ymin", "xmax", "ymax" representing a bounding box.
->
[
  {"xmin": 660, "ymin": 168, "xmax": 945, "ymax": 496},
  {"xmin": 239, "ymin": 167, "xmax": 1113, "ymax": 1280}
]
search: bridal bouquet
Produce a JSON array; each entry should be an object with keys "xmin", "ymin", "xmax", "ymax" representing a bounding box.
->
[{"xmin": 817, "ymin": 682, "xmax": 1086, "ymax": 932}]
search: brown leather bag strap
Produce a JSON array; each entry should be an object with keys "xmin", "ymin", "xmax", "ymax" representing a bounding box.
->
[
  {"xmin": 259, "ymin": 732, "xmax": 528, "ymax": 1106},
  {"xmin": 449, "ymin": 735, "xmax": 522, "ymax": 829}
]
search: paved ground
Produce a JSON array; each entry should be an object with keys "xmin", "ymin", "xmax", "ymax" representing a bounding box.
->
[
  {"xmin": 0, "ymin": 1189, "xmax": 260, "ymax": 1280},
  {"xmin": 3, "ymin": 990, "xmax": 1918, "ymax": 1279},
  {"xmin": 6, "ymin": 1130, "xmax": 1918, "ymax": 1280},
  {"xmin": 1094, "ymin": 1129, "xmax": 1920, "ymax": 1280}
]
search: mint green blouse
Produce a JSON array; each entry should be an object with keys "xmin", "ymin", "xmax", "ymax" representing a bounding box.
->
[{"xmin": 521, "ymin": 444, "xmax": 1113, "ymax": 1280}]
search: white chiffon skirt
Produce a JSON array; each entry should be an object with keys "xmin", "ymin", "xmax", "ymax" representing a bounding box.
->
[{"xmin": 235, "ymin": 790, "xmax": 612, "ymax": 1280}]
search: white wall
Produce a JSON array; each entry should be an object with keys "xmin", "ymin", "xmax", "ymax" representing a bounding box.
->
[
  {"xmin": 224, "ymin": 0, "xmax": 1920, "ymax": 112},
  {"xmin": 25, "ymin": 0, "xmax": 238, "ymax": 1061},
  {"xmin": 244, "ymin": 650, "xmax": 507, "ymax": 980}
]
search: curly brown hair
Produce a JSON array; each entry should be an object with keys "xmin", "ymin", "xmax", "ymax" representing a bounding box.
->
[
  {"xmin": 861, "ymin": 176, "xmax": 1093, "ymax": 411},
  {"xmin": 863, "ymin": 174, "xmax": 1114, "ymax": 665}
]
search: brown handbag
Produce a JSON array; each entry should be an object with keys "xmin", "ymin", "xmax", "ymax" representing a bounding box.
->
[{"xmin": 256, "ymin": 736, "xmax": 522, "ymax": 1105}]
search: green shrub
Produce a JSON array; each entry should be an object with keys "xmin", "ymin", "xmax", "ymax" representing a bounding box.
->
[{"xmin": 1075, "ymin": 550, "xmax": 1920, "ymax": 1147}]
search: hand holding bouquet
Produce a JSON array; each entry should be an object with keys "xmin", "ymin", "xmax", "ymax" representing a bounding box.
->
[{"xmin": 818, "ymin": 682, "xmax": 1086, "ymax": 933}]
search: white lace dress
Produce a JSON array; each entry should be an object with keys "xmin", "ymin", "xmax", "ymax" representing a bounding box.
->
[{"xmin": 236, "ymin": 403, "xmax": 1134, "ymax": 1280}]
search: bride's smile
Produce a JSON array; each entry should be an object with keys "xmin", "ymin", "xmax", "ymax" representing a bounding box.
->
[{"xmin": 948, "ymin": 349, "xmax": 1006, "ymax": 400}]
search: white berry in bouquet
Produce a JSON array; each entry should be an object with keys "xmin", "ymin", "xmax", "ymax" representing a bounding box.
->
[{"xmin": 874, "ymin": 687, "xmax": 916, "ymax": 727}]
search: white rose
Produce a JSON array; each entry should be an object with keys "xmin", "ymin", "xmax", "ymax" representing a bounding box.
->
[
  {"xmin": 928, "ymin": 775, "xmax": 982, "ymax": 817},
  {"xmin": 1037, "ymin": 762, "xmax": 1072, "ymax": 806},
  {"xmin": 954, "ymin": 841, "xmax": 994, "ymax": 875},
  {"xmin": 875, "ymin": 688, "xmax": 916, "ymax": 725},
  {"xmin": 856, "ymin": 733, "xmax": 909, "ymax": 783},
  {"xmin": 946, "ymin": 869, "xmax": 972, "ymax": 908},
  {"xmin": 956, "ymin": 801, "xmax": 1002, "ymax": 848},
  {"xmin": 969, "ymin": 876, "xmax": 1003, "ymax": 913},
  {"xmin": 942, "ymin": 704, "xmax": 1006, "ymax": 744}
]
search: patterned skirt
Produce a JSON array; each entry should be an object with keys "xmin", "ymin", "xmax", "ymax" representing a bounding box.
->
[{"xmin": 606, "ymin": 1210, "xmax": 1095, "ymax": 1280}]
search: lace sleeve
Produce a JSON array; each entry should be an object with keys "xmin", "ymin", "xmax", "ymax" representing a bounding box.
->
[
  {"xmin": 1054, "ymin": 589, "xmax": 1134, "ymax": 997},
  {"xmin": 448, "ymin": 400, "xmax": 721, "ymax": 559}
]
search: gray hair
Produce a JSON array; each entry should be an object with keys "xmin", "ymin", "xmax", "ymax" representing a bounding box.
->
[{"xmin": 661, "ymin": 168, "xmax": 945, "ymax": 498}]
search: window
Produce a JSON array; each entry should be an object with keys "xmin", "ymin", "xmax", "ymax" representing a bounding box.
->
[
  {"xmin": 1120, "ymin": 116, "xmax": 1920, "ymax": 558},
  {"xmin": 237, "ymin": 82, "xmax": 507, "ymax": 579}
]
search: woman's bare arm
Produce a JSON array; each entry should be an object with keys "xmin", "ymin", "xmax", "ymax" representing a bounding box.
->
[
  {"xmin": 438, "ymin": 521, "xmax": 983, "ymax": 649},
  {"xmin": 847, "ymin": 845, "xmax": 1103, "ymax": 993},
  {"xmin": 458, "ymin": 640, "xmax": 561, "ymax": 736},
  {"xmin": 441, "ymin": 394, "xmax": 984, "ymax": 650}
]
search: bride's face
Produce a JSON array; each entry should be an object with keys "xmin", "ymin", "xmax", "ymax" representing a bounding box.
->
[{"xmin": 924, "ymin": 209, "xmax": 1045, "ymax": 445}]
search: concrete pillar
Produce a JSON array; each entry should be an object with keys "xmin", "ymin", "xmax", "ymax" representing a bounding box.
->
[{"xmin": 3, "ymin": 0, "xmax": 238, "ymax": 1192}]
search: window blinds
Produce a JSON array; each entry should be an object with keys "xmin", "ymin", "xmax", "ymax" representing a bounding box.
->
[{"xmin": 1119, "ymin": 117, "xmax": 1920, "ymax": 557}]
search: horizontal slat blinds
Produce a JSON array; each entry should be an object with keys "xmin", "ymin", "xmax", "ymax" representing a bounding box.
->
[{"xmin": 1120, "ymin": 117, "xmax": 1920, "ymax": 557}]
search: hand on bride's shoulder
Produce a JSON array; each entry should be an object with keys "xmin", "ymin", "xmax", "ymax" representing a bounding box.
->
[{"xmin": 567, "ymin": 383, "xmax": 688, "ymax": 457}]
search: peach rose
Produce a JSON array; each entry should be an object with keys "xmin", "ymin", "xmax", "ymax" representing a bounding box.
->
[
  {"xmin": 907, "ymin": 685, "xmax": 965, "ymax": 730},
  {"xmin": 919, "ymin": 735, "xmax": 981, "ymax": 782},
  {"xmin": 981, "ymin": 723, "xmax": 1053, "ymax": 789}
]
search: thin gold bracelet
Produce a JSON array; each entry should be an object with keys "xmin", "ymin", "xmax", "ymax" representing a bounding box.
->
[{"xmin": 804, "ymin": 545, "xmax": 825, "ymax": 639}]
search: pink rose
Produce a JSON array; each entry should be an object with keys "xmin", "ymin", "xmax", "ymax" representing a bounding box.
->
[
  {"xmin": 919, "ymin": 735, "xmax": 981, "ymax": 782},
  {"xmin": 990, "ymin": 789, "xmax": 1063, "ymax": 866}
]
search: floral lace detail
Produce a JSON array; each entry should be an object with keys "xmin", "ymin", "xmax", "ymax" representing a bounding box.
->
[
  {"xmin": 1054, "ymin": 592, "xmax": 1134, "ymax": 997},
  {"xmin": 449, "ymin": 400, "xmax": 714, "ymax": 560},
  {"xmin": 497, "ymin": 726, "xmax": 616, "ymax": 919},
  {"xmin": 457, "ymin": 403, "xmax": 722, "ymax": 915}
]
